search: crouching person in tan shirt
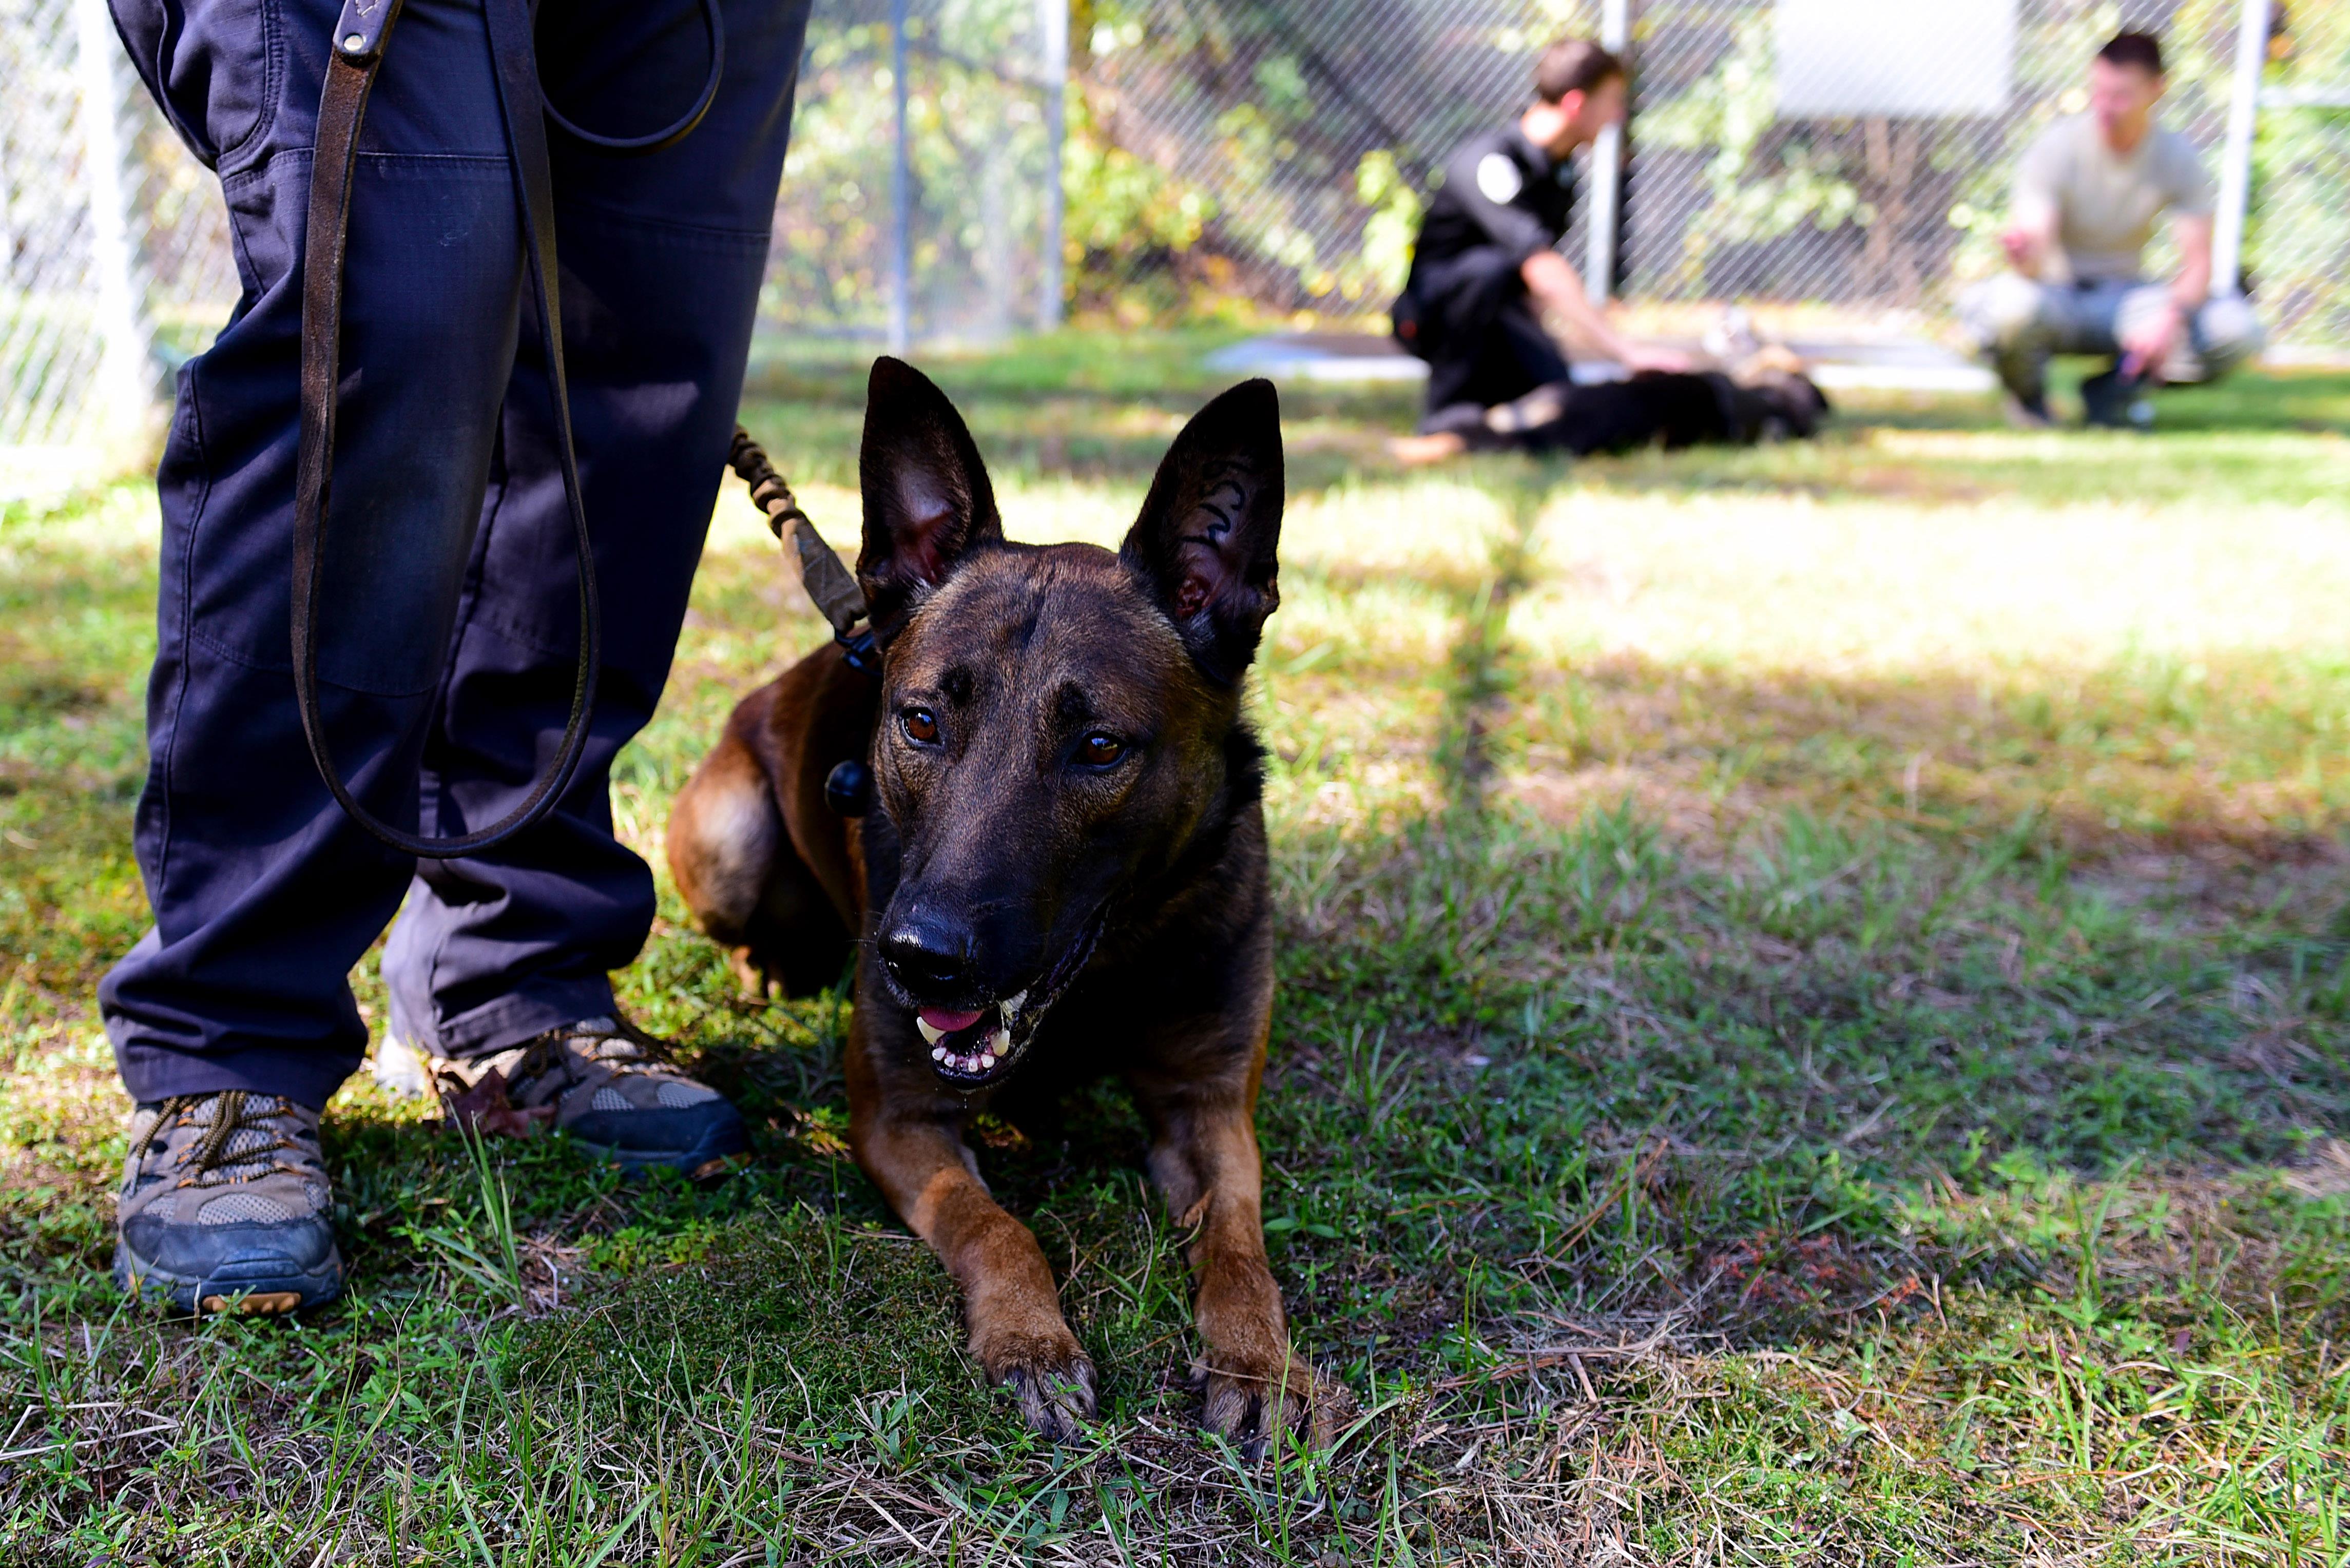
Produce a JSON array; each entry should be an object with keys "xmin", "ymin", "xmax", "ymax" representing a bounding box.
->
[{"xmin": 1961, "ymin": 30, "xmax": 2264, "ymax": 429}]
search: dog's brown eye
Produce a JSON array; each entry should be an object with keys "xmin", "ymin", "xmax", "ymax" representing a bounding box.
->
[
  {"xmin": 1078, "ymin": 731, "xmax": 1125, "ymax": 767},
  {"xmin": 901, "ymin": 707, "xmax": 939, "ymax": 746}
]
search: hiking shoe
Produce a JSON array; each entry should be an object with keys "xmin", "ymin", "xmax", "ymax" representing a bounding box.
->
[
  {"xmin": 377, "ymin": 1016, "xmax": 746, "ymax": 1176},
  {"xmin": 114, "ymin": 1092, "xmax": 343, "ymax": 1315},
  {"xmin": 2080, "ymin": 366, "xmax": 2155, "ymax": 431}
]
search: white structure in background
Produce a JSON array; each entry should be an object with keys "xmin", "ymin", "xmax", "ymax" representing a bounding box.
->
[
  {"xmin": 1035, "ymin": 0, "xmax": 1067, "ymax": 332},
  {"xmin": 4, "ymin": 0, "xmax": 195, "ymax": 499},
  {"xmin": 1582, "ymin": 0, "xmax": 1630, "ymax": 306},
  {"xmin": 71, "ymin": 0, "xmax": 151, "ymax": 463},
  {"xmin": 1589, "ymin": 0, "xmax": 2019, "ymax": 316},
  {"xmin": 1773, "ymin": 0, "xmax": 2018, "ymax": 118},
  {"xmin": 2211, "ymin": 0, "xmax": 2272, "ymax": 296}
]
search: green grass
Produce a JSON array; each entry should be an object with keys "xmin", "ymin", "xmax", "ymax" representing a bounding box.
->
[{"xmin": 4, "ymin": 336, "xmax": 2349, "ymax": 1563}]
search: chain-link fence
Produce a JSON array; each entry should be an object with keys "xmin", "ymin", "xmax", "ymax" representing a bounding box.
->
[
  {"xmin": 2250, "ymin": 1, "xmax": 2350, "ymax": 349},
  {"xmin": 766, "ymin": 0, "xmax": 1064, "ymax": 342},
  {"xmin": 5, "ymin": 0, "xmax": 2346, "ymax": 493},
  {"xmin": 1072, "ymin": 0, "xmax": 2349, "ymax": 344},
  {"xmin": 4, "ymin": 0, "xmax": 236, "ymax": 491},
  {"xmin": 1076, "ymin": 0, "xmax": 2244, "ymax": 315}
]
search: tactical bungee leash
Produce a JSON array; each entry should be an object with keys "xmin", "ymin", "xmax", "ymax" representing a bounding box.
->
[
  {"xmin": 724, "ymin": 427, "xmax": 881, "ymax": 819},
  {"xmin": 723, "ymin": 427, "xmax": 877, "ymax": 674}
]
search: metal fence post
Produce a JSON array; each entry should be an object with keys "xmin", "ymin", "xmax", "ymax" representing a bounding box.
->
[
  {"xmin": 888, "ymin": 0, "xmax": 912, "ymax": 355},
  {"xmin": 1036, "ymin": 0, "xmax": 1067, "ymax": 333},
  {"xmin": 1584, "ymin": 0, "xmax": 1630, "ymax": 306},
  {"xmin": 2212, "ymin": 0, "xmax": 2271, "ymax": 297},
  {"xmin": 72, "ymin": 0, "xmax": 154, "ymax": 448}
]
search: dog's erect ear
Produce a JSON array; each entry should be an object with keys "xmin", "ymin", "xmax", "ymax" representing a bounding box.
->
[
  {"xmin": 1119, "ymin": 379, "xmax": 1283, "ymax": 685},
  {"xmin": 856, "ymin": 357, "xmax": 1003, "ymax": 640}
]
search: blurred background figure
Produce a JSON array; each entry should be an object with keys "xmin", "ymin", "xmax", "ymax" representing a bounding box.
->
[
  {"xmin": 1388, "ymin": 38, "xmax": 1691, "ymax": 448},
  {"xmin": 1960, "ymin": 30, "xmax": 2266, "ymax": 430}
]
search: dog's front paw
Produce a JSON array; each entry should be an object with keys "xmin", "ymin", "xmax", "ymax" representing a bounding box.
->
[
  {"xmin": 1201, "ymin": 1343, "xmax": 1338, "ymax": 1460},
  {"xmin": 983, "ymin": 1333, "xmax": 1097, "ymax": 1442}
]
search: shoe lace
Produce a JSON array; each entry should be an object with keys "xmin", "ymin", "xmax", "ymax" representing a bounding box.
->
[
  {"xmin": 128, "ymin": 1091, "xmax": 304, "ymax": 1188},
  {"xmin": 510, "ymin": 1017, "xmax": 678, "ymax": 1089}
]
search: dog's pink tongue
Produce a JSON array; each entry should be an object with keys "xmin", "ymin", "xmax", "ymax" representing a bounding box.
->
[{"xmin": 919, "ymin": 1006, "xmax": 985, "ymax": 1034}]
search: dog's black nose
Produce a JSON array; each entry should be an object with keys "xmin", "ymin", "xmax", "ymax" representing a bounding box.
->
[{"xmin": 880, "ymin": 916, "xmax": 975, "ymax": 996}]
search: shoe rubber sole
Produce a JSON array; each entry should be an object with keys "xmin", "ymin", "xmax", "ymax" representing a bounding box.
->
[
  {"xmin": 113, "ymin": 1238, "xmax": 345, "ymax": 1317},
  {"xmin": 568, "ymin": 1116, "xmax": 749, "ymax": 1178}
]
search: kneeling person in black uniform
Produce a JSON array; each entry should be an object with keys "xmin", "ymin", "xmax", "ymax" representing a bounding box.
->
[{"xmin": 1392, "ymin": 38, "xmax": 1689, "ymax": 449}]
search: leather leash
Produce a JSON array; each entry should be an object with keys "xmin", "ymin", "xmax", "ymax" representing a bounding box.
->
[
  {"xmin": 293, "ymin": 0, "xmax": 613, "ymax": 859},
  {"xmin": 293, "ymin": 0, "xmax": 855, "ymax": 855},
  {"xmin": 724, "ymin": 425, "xmax": 876, "ymax": 673},
  {"xmin": 544, "ymin": 0, "xmax": 725, "ymax": 153}
]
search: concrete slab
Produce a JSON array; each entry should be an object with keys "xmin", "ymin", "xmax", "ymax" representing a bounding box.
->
[{"xmin": 1203, "ymin": 333, "xmax": 1429, "ymax": 382}]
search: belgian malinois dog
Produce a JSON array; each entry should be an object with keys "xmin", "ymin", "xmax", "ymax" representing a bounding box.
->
[{"xmin": 668, "ymin": 359, "xmax": 1324, "ymax": 1448}]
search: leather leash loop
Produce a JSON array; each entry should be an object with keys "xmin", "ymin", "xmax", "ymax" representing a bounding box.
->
[
  {"xmin": 543, "ymin": 0, "xmax": 725, "ymax": 156},
  {"xmin": 331, "ymin": 0, "xmax": 395, "ymax": 59},
  {"xmin": 293, "ymin": 0, "xmax": 603, "ymax": 859}
]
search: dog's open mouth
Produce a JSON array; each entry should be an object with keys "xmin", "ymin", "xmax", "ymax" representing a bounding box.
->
[
  {"xmin": 916, "ymin": 998, "xmax": 1023, "ymax": 1086},
  {"xmin": 910, "ymin": 907, "xmax": 1109, "ymax": 1089}
]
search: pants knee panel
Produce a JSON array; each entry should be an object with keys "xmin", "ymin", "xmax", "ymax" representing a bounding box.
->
[
  {"xmin": 2198, "ymin": 297, "xmax": 2267, "ymax": 367},
  {"xmin": 1961, "ymin": 277, "xmax": 2050, "ymax": 349}
]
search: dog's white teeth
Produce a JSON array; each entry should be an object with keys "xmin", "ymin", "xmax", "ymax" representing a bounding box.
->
[
  {"xmin": 1003, "ymin": 990, "xmax": 1027, "ymax": 1020},
  {"xmin": 991, "ymin": 1027, "xmax": 1012, "ymax": 1054},
  {"xmin": 916, "ymin": 1017, "xmax": 945, "ymax": 1046},
  {"xmin": 934, "ymin": 1046, "xmax": 1005, "ymax": 1076}
]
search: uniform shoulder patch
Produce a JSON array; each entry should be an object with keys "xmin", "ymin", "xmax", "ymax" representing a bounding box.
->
[{"xmin": 1475, "ymin": 152, "xmax": 1524, "ymax": 205}]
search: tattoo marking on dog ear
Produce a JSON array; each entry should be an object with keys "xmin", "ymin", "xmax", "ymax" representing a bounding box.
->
[{"xmin": 1172, "ymin": 460, "xmax": 1258, "ymax": 617}]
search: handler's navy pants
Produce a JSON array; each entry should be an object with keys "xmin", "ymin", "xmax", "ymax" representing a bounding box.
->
[{"xmin": 98, "ymin": 0, "xmax": 813, "ymax": 1108}]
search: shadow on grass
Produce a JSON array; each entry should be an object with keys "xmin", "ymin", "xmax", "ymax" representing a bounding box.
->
[{"xmin": 1216, "ymin": 431, "xmax": 2350, "ymax": 1378}]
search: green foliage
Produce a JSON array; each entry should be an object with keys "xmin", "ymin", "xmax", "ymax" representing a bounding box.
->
[
  {"xmin": 766, "ymin": 0, "xmax": 1060, "ymax": 338},
  {"xmin": 1065, "ymin": 0, "xmax": 1507, "ymax": 320},
  {"xmin": 1060, "ymin": 81, "xmax": 1224, "ymax": 322},
  {"xmin": 1351, "ymin": 149, "xmax": 1424, "ymax": 305},
  {"xmin": 1640, "ymin": 10, "xmax": 1867, "ymax": 282},
  {"xmin": 2249, "ymin": 3, "xmax": 2350, "ymax": 347}
]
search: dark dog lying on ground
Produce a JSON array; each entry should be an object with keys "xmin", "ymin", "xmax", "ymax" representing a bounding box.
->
[
  {"xmin": 668, "ymin": 359, "xmax": 1327, "ymax": 1450},
  {"xmin": 1399, "ymin": 351, "xmax": 1831, "ymax": 463},
  {"xmin": 1479, "ymin": 364, "xmax": 1830, "ymax": 454}
]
